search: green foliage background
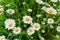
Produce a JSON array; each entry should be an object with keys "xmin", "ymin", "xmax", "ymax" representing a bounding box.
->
[{"xmin": 0, "ymin": 0, "xmax": 60, "ymax": 40}]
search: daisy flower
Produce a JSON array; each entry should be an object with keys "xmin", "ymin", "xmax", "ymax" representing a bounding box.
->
[
  {"xmin": 0, "ymin": 8, "xmax": 4, "ymax": 15},
  {"xmin": 23, "ymin": 16, "xmax": 33, "ymax": 24},
  {"xmin": 13, "ymin": 27, "xmax": 21, "ymax": 34},
  {"xmin": 0, "ymin": 35, "xmax": 6, "ymax": 40},
  {"xmin": 47, "ymin": 18, "xmax": 54, "ymax": 24},
  {"xmin": 27, "ymin": 9, "xmax": 32, "ymax": 12},
  {"xmin": 6, "ymin": 9, "xmax": 15, "ymax": 14},
  {"xmin": 4, "ymin": 19, "xmax": 16, "ymax": 30},
  {"xmin": 36, "ymin": 0, "xmax": 43, "ymax": 4},
  {"xmin": 32, "ymin": 23, "xmax": 41, "ymax": 30},
  {"xmin": 46, "ymin": 7, "xmax": 57, "ymax": 15},
  {"xmin": 27, "ymin": 27, "xmax": 35, "ymax": 35},
  {"xmin": 57, "ymin": 26, "xmax": 60, "ymax": 32},
  {"xmin": 41, "ymin": 30, "xmax": 45, "ymax": 33},
  {"xmin": 51, "ymin": 0, "xmax": 58, "ymax": 2}
]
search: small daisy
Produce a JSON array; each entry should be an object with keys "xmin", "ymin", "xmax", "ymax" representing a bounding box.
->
[
  {"xmin": 41, "ymin": 30, "xmax": 45, "ymax": 33},
  {"xmin": 32, "ymin": 23, "xmax": 41, "ymax": 30},
  {"xmin": 4, "ymin": 19, "xmax": 16, "ymax": 30},
  {"xmin": 0, "ymin": 8, "xmax": 4, "ymax": 15},
  {"xmin": 36, "ymin": 0, "xmax": 43, "ymax": 4},
  {"xmin": 27, "ymin": 9, "xmax": 32, "ymax": 12},
  {"xmin": 47, "ymin": 18, "xmax": 54, "ymax": 24},
  {"xmin": 36, "ymin": 14, "xmax": 42, "ymax": 18},
  {"xmin": 6, "ymin": 9, "xmax": 15, "ymax": 14},
  {"xmin": 0, "ymin": 35, "xmax": 6, "ymax": 40},
  {"xmin": 51, "ymin": 0, "xmax": 58, "ymax": 2},
  {"xmin": 57, "ymin": 26, "xmax": 60, "ymax": 32},
  {"xmin": 23, "ymin": 16, "xmax": 33, "ymax": 24},
  {"xmin": 13, "ymin": 27, "xmax": 21, "ymax": 34},
  {"xmin": 27, "ymin": 27, "xmax": 35, "ymax": 35},
  {"xmin": 46, "ymin": 7, "xmax": 57, "ymax": 15}
]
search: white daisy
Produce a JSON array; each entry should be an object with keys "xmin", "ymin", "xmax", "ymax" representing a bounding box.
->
[
  {"xmin": 51, "ymin": 0, "xmax": 58, "ymax": 2},
  {"xmin": 23, "ymin": 16, "xmax": 33, "ymax": 24},
  {"xmin": 27, "ymin": 27, "xmax": 35, "ymax": 35},
  {"xmin": 46, "ymin": 7, "xmax": 57, "ymax": 15},
  {"xmin": 47, "ymin": 18, "xmax": 54, "ymax": 24},
  {"xmin": 0, "ymin": 35, "xmax": 6, "ymax": 40},
  {"xmin": 4, "ymin": 19, "xmax": 16, "ymax": 30},
  {"xmin": 36, "ymin": 14, "xmax": 42, "ymax": 18},
  {"xmin": 27, "ymin": 9, "xmax": 32, "ymax": 12},
  {"xmin": 41, "ymin": 30, "xmax": 45, "ymax": 33},
  {"xmin": 32, "ymin": 23, "xmax": 41, "ymax": 30},
  {"xmin": 13, "ymin": 27, "xmax": 21, "ymax": 34},
  {"xmin": 0, "ymin": 8, "xmax": 4, "ymax": 15},
  {"xmin": 6, "ymin": 9, "xmax": 15, "ymax": 14},
  {"xmin": 36, "ymin": 0, "xmax": 43, "ymax": 4},
  {"xmin": 57, "ymin": 26, "xmax": 60, "ymax": 32}
]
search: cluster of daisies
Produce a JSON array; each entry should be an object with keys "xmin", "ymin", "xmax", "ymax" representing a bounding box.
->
[
  {"xmin": 0, "ymin": 0, "xmax": 60, "ymax": 40},
  {"xmin": 23, "ymin": 15, "xmax": 41, "ymax": 35},
  {"xmin": 36, "ymin": 0, "xmax": 60, "ymax": 34}
]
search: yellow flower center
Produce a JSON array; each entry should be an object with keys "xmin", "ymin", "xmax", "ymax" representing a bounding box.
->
[
  {"xmin": 26, "ymin": 17, "xmax": 30, "ymax": 21},
  {"xmin": 29, "ymin": 29, "xmax": 33, "ymax": 32},
  {"xmin": 35, "ymin": 25, "xmax": 38, "ymax": 29},
  {"xmin": 48, "ymin": 9, "xmax": 53, "ymax": 14},
  {"xmin": 8, "ymin": 23, "xmax": 13, "ymax": 27},
  {"xmin": 0, "ymin": 38, "xmax": 4, "ymax": 40},
  {"xmin": 9, "ymin": 10, "xmax": 13, "ymax": 13},
  {"xmin": 49, "ymin": 20, "xmax": 52, "ymax": 22},
  {"xmin": 15, "ymin": 28, "xmax": 19, "ymax": 32},
  {"xmin": 58, "ymin": 28, "xmax": 60, "ymax": 30}
]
